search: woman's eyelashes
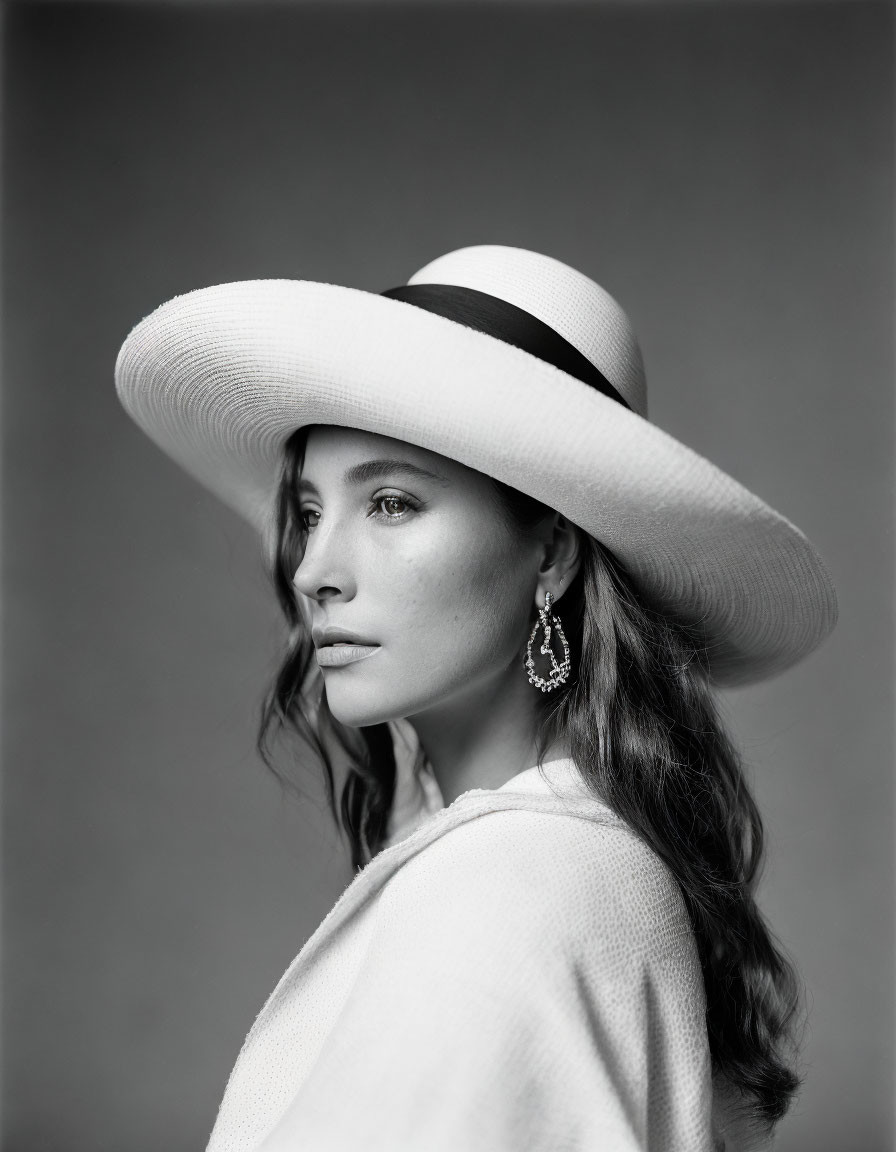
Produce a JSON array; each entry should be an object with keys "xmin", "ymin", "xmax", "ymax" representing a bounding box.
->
[
  {"xmin": 298, "ymin": 490, "xmax": 422, "ymax": 531},
  {"xmin": 367, "ymin": 491, "xmax": 422, "ymax": 524}
]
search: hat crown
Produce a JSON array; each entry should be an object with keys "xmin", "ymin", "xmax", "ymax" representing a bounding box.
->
[
  {"xmin": 114, "ymin": 248, "xmax": 837, "ymax": 683},
  {"xmin": 408, "ymin": 245, "xmax": 647, "ymax": 417}
]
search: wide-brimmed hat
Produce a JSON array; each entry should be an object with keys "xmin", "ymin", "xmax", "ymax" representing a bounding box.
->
[{"xmin": 115, "ymin": 244, "xmax": 837, "ymax": 685}]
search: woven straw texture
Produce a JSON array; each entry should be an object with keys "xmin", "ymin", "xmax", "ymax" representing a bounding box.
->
[{"xmin": 115, "ymin": 245, "xmax": 836, "ymax": 683}]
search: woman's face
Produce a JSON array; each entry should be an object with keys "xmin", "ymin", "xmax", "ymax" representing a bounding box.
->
[{"xmin": 292, "ymin": 425, "xmax": 553, "ymax": 728}]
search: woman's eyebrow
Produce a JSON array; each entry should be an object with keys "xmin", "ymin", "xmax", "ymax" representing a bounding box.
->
[{"xmin": 343, "ymin": 459, "xmax": 451, "ymax": 487}]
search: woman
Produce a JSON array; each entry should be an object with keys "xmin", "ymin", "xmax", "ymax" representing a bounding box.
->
[{"xmin": 115, "ymin": 245, "xmax": 837, "ymax": 1152}]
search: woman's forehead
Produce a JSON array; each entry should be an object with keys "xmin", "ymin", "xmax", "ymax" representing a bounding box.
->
[{"xmin": 301, "ymin": 424, "xmax": 467, "ymax": 484}]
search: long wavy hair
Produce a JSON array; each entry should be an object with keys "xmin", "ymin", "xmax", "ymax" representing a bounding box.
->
[{"xmin": 259, "ymin": 425, "xmax": 804, "ymax": 1137}]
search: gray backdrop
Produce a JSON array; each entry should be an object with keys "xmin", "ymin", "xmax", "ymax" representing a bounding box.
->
[{"xmin": 3, "ymin": 2, "xmax": 892, "ymax": 1150}]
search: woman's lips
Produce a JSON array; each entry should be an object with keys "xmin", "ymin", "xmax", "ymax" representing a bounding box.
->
[{"xmin": 315, "ymin": 643, "xmax": 381, "ymax": 668}]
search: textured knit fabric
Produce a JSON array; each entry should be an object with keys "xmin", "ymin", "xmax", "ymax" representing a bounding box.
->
[{"xmin": 206, "ymin": 746, "xmax": 771, "ymax": 1152}]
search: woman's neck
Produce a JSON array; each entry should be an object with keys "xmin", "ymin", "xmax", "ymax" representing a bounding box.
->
[{"xmin": 404, "ymin": 660, "xmax": 568, "ymax": 805}]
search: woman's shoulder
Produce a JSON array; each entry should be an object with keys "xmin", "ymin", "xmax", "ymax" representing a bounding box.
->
[
  {"xmin": 386, "ymin": 798, "xmax": 682, "ymax": 899},
  {"xmin": 377, "ymin": 799, "xmax": 692, "ymax": 970}
]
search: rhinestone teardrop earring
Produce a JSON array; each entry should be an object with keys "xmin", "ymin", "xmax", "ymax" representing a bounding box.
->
[{"xmin": 525, "ymin": 591, "xmax": 571, "ymax": 692}]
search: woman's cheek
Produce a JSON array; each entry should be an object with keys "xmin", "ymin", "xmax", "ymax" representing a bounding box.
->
[
  {"xmin": 404, "ymin": 556, "xmax": 529, "ymax": 685},
  {"xmin": 366, "ymin": 507, "xmax": 536, "ymax": 701}
]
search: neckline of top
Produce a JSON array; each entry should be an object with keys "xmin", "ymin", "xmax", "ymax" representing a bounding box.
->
[
  {"xmin": 455, "ymin": 757, "xmax": 590, "ymax": 803},
  {"xmin": 386, "ymin": 758, "xmax": 586, "ymax": 851}
]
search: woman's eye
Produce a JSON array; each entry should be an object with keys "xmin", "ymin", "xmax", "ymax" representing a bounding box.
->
[
  {"xmin": 300, "ymin": 509, "xmax": 321, "ymax": 530},
  {"xmin": 370, "ymin": 493, "xmax": 417, "ymax": 522}
]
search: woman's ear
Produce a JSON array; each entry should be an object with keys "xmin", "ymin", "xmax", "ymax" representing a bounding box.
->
[{"xmin": 536, "ymin": 514, "xmax": 582, "ymax": 607}]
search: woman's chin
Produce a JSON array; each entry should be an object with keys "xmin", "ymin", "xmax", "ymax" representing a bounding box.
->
[{"xmin": 323, "ymin": 684, "xmax": 409, "ymax": 730}]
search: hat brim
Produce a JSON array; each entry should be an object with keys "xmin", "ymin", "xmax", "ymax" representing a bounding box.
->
[{"xmin": 115, "ymin": 279, "xmax": 837, "ymax": 686}]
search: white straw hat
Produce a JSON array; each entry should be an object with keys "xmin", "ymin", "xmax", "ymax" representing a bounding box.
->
[{"xmin": 115, "ymin": 244, "xmax": 837, "ymax": 685}]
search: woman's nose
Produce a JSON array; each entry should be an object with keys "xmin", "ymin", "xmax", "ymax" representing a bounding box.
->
[{"xmin": 291, "ymin": 520, "xmax": 357, "ymax": 603}]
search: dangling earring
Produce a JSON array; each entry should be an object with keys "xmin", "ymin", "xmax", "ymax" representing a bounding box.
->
[{"xmin": 525, "ymin": 591, "xmax": 571, "ymax": 692}]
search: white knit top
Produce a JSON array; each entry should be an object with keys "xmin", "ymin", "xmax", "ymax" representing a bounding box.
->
[{"xmin": 206, "ymin": 725, "xmax": 771, "ymax": 1152}]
